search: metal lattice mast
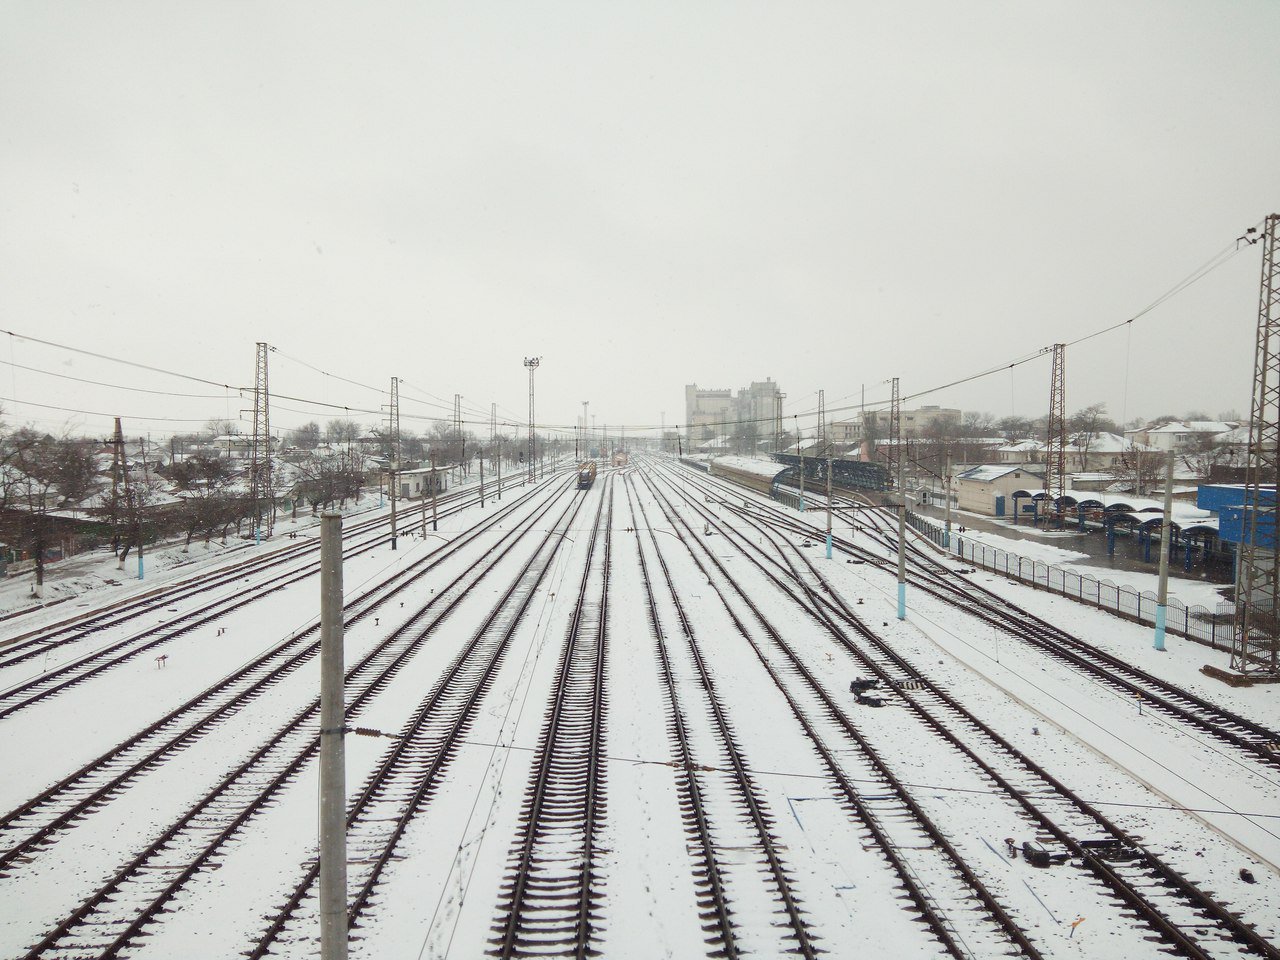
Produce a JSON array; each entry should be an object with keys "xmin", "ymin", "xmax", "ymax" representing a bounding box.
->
[
  {"xmin": 889, "ymin": 377, "xmax": 901, "ymax": 490},
  {"xmin": 774, "ymin": 390, "xmax": 784, "ymax": 453},
  {"xmin": 1234, "ymin": 213, "xmax": 1280, "ymax": 675},
  {"xmin": 524, "ymin": 357, "xmax": 540, "ymax": 481},
  {"xmin": 1044, "ymin": 343, "xmax": 1067, "ymax": 517},
  {"xmin": 817, "ymin": 389, "xmax": 826, "ymax": 448},
  {"xmin": 1039, "ymin": 345, "xmax": 1070, "ymax": 522},
  {"xmin": 390, "ymin": 377, "xmax": 401, "ymax": 462},
  {"xmin": 251, "ymin": 342, "xmax": 272, "ymax": 537},
  {"xmin": 110, "ymin": 417, "xmax": 128, "ymax": 553},
  {"xmin": 389, "ymin": 376, "xmax": 401, "ymax": 550}
]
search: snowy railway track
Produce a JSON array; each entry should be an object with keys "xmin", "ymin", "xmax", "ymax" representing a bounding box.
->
[
  {"xmin": 0, "ymin": 481, "xmax": 515, "ymax": 719},
  {"xmin": 0, "ymin": 481, "xmax": 492, "ymax": 667},
  {"xmin": 0, "ymin": 479, "xmax": 565, "ymax": 877},
  {"xmin": 245, "ymin": 485, "xmax": 591, "ymax": 959},
  {"xmin": 688, "ymin": 463, "xmax": 1280, "ymax": 776},
  {"xmin": 641, "ymin": 469, "xmax": 1034, "ymax": 959},
  {"xmin": 5, "ymin": 482, "xmax": 580, "ymax": 959},
  {"xmin": 632, "ymin": 475, "xmax": 824, "ymax": 959},
  {"xmin": 624, "ymin": 478, "xmax": 738, "ymax": 957},
  {"xmin": 491, "ymin": 474, "xmax": 613, "ymax": 959},
  {"xmin": 845, "ymin": 502, "xmax": 1280, "ymax": 772},
  {"xmin": 655, "ymin": 461, "xmax": 1280, "ymax": 958}
]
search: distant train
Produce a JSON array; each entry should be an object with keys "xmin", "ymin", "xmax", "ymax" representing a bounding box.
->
[{"xmin": 577, "ymin": 461, "xmax": 597, "ymax": 489}]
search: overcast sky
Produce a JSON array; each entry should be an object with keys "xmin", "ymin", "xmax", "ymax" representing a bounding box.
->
[{"xmin": 2, "ymin": 1, "xmax": 1277, "ymax": 441}]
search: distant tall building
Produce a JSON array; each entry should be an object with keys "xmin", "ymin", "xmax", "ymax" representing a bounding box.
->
[{"xmin": 685, "ymin": 377, "xmax": 781, "ymax": 452}]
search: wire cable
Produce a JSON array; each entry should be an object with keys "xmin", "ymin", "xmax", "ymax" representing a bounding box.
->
[{"xmin": 0, "ymin": 327, "xmax": 241, "ymax": 391}]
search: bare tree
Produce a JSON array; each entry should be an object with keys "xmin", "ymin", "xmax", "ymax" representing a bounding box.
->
[
  {"xmin": 326, "ymin": 419, "xmax": 360, "ymax": 448},
  {"xmin": 1117, "ymin": 447, "xmax": 1164, "ymax": 498},
  {"xmin": 996, "ymin": 415, "xmax": 1034, "ymax": 440},
  {"xmin": 0, "ymin": 432, "xmax": 98, "ymax": 595},
  {"xmin": 1068, "ymin": 402, "xmax": 1116, "ymax": 471},
  {"xmin": 289, "ymin": 421, "xmax": 321, "ymax": 450}
]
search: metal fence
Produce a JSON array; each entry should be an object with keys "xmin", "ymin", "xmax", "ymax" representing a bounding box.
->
[{"xmin": 905, "ymin": 511, "xmax": 1234, "ymax": 650}]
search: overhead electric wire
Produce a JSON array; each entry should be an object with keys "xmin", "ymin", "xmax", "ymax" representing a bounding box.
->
[
  {"xmin": 0, "ymin": 358, "xmax": 232, "ymax": 399},
  {"xmin": 0, "ymin": 327, "xmax": 241, "ymax": 391},
  {"xmin": 0, "ymin": 395, "xmax": 216, "ymax": 424},
  {"xmin": 5, "ymin": 218, "xmax": 1259, "ymax": 440}
]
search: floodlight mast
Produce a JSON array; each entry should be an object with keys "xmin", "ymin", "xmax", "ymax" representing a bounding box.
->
[{"xmin": 524, "ymin": 358, "xmax": 541, "ymax": 482}]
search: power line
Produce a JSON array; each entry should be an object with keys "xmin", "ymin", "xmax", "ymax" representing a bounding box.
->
[
  {"xmin": 0, "ymin": 395, "xmax": 215, "ymax": 424},
  {"xmin": 0, "ymin": 357, "xmax": 231, "ymax": 399},
  {"xmin": 0, "ymin": 327, "xmax": 240, "ymax": 391}
]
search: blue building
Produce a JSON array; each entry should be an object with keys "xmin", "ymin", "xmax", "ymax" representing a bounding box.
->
[{"xmin": 1198, "ymin": 484, "xmax": 1276, "ymax": 549}]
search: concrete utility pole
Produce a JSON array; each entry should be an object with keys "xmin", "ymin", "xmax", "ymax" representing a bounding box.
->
[
  {"xmin": 1154, "ymin": 450, "xmax": 1176, "ymax": 651},
  {"xmin": 897, "ymin": 505, "xmax": 908, "ymax": 620},
  {"xmin": 525, "ymin": 357, "xmax": 541, "ymax": 482},
  {"xmin": 944, "ymin": 452, "xmax": 953, "ymax": 550},
  {"xmin": 797, "ymin": 420, "xmax": 806, "ymax": 512},
  {"xmin": 480, "ymin": 458, "xmax": 485, "ymax": 508},
  {"xmin": 318, "ymin": 512, "xmax": 347, "ymax": 960},
  {"xmin": 496, "ymin": 443, "xmax": 501, "ymax": 502},
  {"xmin": 431, "ymin": 453, "xmax": 439, "ymax": 531}
]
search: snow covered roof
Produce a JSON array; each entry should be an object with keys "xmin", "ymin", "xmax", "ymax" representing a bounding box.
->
[
  {"xmin": 1213, "ymin": 425, "xmax": 1250, "ymax": 445},
  {"xmin": 1035, "ymin": 490, "xmax": 1213, "ymax": 521},
  {"xmin": 997, "ymin": 439, "xmax": 1042, "ymax": 453},
  {"xmin": 1068, "ymin": 432, "xmax": 1138, "ymax": 453},
  {"xmin": 1145, "ymin": 420, "xmax": 1235, "ymax": 435},
  {"xmin": 710, "ymin": 455, "xmax": 786, "ymax": 480},
  {"xmin": 957, "ymin": 464, "xmax": 1028, "ymax": 483}
]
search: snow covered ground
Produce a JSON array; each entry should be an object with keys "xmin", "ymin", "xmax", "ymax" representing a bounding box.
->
[{"xmin": 1, "ymin": 460, "xmax": 1277, "ymax": 959}]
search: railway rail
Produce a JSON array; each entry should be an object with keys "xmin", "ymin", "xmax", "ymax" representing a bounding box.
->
[
  {"xmin": 629, "ymin": 473, "xmax": 822, "ymax": 959},
  {"xmin": 491, "ymin": 473, "xmax": 614, "ymax": 958},
  {"xmin": 647, "ymin": 458, "xmax": 1280, "ymax": 958},
  {"xmin": 7, "ymin": 481, "xmax": 582, "ymax": 958},
  {"xmin": 247, "ymin": 482, "xmax": 593, "ymax": 958},
  {"xmin": 0, "ymin": 477, "xmax": 525, "ymax": 720}
]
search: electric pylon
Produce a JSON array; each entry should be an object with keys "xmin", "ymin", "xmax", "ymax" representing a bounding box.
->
[
  {"xmin": 1233, "ymin": 213, "xmax": 1280, "ymax": 676},
  {"xmin": 817, "ymin": 389, "xmax": 826, "ymax": 449},
  {"xmin": 524, "ymin": 357, "xmax": 540, "ymax": 481},
  {"xmin": 774, "ymin": 390, "xmax": 784, "ymax": 454},
  {"xmin": 888, "ymin": 377, "xmax": 901, "ymax": 490},
  {"xmin": 390, "ymin": 377, "xmax": 401, "ymax": 463},
  {"xmin": 250, "ymin": 342, "xmax": 272, "ymax": 538},
  {"xmin": 1044, "ymin": 343, "xmax": 1067, "ymax": 520},
  {"xmin": 109, "ymin": 417, "xmax": 129, "ymax": 553}
]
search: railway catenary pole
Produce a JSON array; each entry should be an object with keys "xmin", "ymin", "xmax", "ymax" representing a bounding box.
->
[
  {"xmin": 389, "ymin": 377, "xmax": 399, "ymax": 551},
  {"xmin": 1154, "ymin": 450, "xmax": 1176, "ymax": 651},
  {"xmin": 318, "ymin": 511, "xmax": 348, "ymax": 960},
  {"xmin": 944, "ymin": 452, "xmax": 953, "ymax": 550},
  {"xmin": 431, "ymin": 452, "xmax": 439, "ymax": 531},
  {"xmin": 897, "ymin": 504, "xmax": 908, "ymax": 620},
  {"xmin": 796, "ymin": 417, "xmax": 805, "ymax": 512},
  {"xmin": 825, "ymin": 445, "xmax": 833, "ymax": 559}
]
